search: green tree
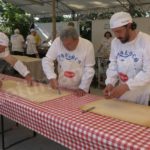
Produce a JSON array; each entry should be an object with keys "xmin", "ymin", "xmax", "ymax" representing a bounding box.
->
[{"xmin": 0, "ymin": 0, "xmax": 32, "ymax": 38}]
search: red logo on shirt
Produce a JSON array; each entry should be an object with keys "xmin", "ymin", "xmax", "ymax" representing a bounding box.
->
[
  {"xmin": 118, "ymin": 72, "xmax": 128, "ymax": 82},
  {"xmin": 64, "ymin": 71, "xmax": 75, "ymax": 78}
]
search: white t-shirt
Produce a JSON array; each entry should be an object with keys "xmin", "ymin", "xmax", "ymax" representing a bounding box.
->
[
  {"xmin": 26, "ymin": 34, "xmax": 38, "ymax": 55},
  {"xmin": 106, "ymin": 31, "xmax": 150, "ymax": 104},
  {"xmin": 10, "ymin": 34, "xmax": 24, "ymax": 52},
  {"xmin": 42, "ymin": 37, "xmax": 95, "ymax": 92},
  {"xmin": 97, "ymin": 38, "xmax": 112, "ymax": 58},
  {"xmin": 102, "ymin": 38, "xmax": 112, "ymax": 50}
]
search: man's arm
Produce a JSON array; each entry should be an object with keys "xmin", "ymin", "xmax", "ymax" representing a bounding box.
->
[
  {"xmin": 42, "ymin": 38, "xmax": 58, "ymax": 88},
  {"xmin": 126, "ymin": 45, "xmax": 150, "ymax": 90},
  {"xmin": 79, "ymin": 43, "xmax": 95, "ymax": 93},
  {"xmin": 42, "ymin": 57, "xmax": 57, "ymax": 84},
  {"xmin": 3, "ymin": 54, "xmax": 32, "ymax": 85},
  {"xmin": 105, "ymin": 41, "xmax": 119, "ymax": 87},
  {"xmin": 104, "ymin": 83, "xmax": 129, "ymax": 99},
  {"xmin": 3, "ymin": 54, "xmax": 17, "ymax": 66}
]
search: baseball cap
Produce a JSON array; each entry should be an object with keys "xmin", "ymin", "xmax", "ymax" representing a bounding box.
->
[
  {"xmin": 110, "ymin": 12, "xmax": 132, "ymax": 29},
  {"xmin": 0, "ymin": 32, "xmax": 9, "ymax": 47}
]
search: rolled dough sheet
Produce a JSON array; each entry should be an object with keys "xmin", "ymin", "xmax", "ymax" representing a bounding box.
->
[
  {"xmin": 2, "ymin": 80, "xmax": 70, "ymax": 103},
  {"xmin": 81, "ymin": 99, "xmax": 150, "ymax": 127}
]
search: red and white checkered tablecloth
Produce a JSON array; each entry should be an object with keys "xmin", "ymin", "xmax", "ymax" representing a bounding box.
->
[{"xmin": 0, "ymin": 75, "xmax": 150, "ymax": 150}]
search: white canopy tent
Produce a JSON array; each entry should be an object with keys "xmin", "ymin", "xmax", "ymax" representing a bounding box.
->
[
  {"xmin": 2, "ymin": 0, "xmax": 150, "ymax": 50},
  {"xmin": 3, "ymin": 0, "xmax": 150, "ymax": 17},
  {"xmin": 35, "ymin": 17, "xmax": 150, "ymax": 51}
]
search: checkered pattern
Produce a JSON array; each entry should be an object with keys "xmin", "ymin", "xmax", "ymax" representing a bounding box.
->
[{"xmin": 1, "ymin": 75, "xmax": 150, "ymax": 150}]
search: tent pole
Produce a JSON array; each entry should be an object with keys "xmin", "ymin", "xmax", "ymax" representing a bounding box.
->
[{"xmin": 52, "ymin": 0, "xmax": 56, "ymax": 41}]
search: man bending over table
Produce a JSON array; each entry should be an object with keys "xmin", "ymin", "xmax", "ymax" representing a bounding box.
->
[
  {"xmin": 103, "ymin": 12, "xmax": 150, "ymax": 105},
  {"xmin": 42, "ymin": 27, "xmax": 95, "ymax": 96}
]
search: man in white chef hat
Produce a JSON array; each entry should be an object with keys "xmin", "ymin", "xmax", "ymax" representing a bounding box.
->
[
  {"xmin": 103, "ymin": 11, "xmax": 150, "ymax": 105},
  {"xmin": 0, "ymin": 32, "xmax": 32, "ymax": 87}
]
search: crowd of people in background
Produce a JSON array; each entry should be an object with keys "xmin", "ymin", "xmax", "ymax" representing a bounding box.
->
[
  {"xmin": 10, "ymin": 28, "xmax": 41, "ymax": 58},
  {"xmin": 9, "ymin": 22, "xmax": 76, "ymax": 58}
]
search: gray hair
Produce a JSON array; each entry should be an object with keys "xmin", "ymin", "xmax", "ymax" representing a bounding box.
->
[{"xmin": 60, "ymin": 27, "xmax": 79, "ymax": 41}]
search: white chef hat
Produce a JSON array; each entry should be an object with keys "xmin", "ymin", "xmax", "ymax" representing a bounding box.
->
[
  {"xmin": 14, "ymin": 28, "xmax": 20, "ymax": 34},
  {"xmin": 110, "ymin": 12, "xmax": 132, "ymax": 29},
  {"xmin": 30, "ymin": 28, "xmax": 36, "ymax": 32},
  {"xmin": 0, "ymin": 32, "xmax": 9, "ymax": 47}
]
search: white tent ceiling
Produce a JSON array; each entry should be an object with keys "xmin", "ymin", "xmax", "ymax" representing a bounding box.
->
[{"xmin": 3, "ymin": 0, "xmax": 150, "ymax": 17}]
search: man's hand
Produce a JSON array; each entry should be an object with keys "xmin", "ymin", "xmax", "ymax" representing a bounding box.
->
[
  {"xmin": 49, "ymin": 79, "xmax": 58, "ymax": 89},
  {"xmin": 108, "ymin": 83, "xmax": 129, "ymax": 99},
  {"xmin": 25, "ymin": 74, "xmax": 33, "ymax": 86},
  {"xmin": 103, "ymin": 84, "xmax": 114, "ymax": 99},
  {"xmin": 74, "ymin": 88, "xmax": 87, "ymax": 97}
]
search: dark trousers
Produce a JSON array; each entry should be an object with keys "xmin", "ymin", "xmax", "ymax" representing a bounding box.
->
[
  {"xmin": 26, "ymin": 54, "xmax": 37, "ymax": 58},
  {"xmin": 12, "ymin": 51, "xmax": 24, "ymax": 56}
]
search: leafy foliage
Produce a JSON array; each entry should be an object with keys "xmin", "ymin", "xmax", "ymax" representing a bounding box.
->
[{"xmin": 0, "ymin": 0, "xmax": 32, "ymax": 37}]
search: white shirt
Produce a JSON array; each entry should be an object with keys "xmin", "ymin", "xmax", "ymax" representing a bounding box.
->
[
  {"xmin": 26, "ymin": 34, "xmax": 38, "ymax": 54},
  {"xmin": 10, "ymin": 34, "xmax": 24, "ymax": 52},
  {"xmin": 42, "ymin": 37, "xmax": 95, "ymax": 92},
  {"xmin": 106, "ymin": 31, "xmax": 150, "ymax": 105}
]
